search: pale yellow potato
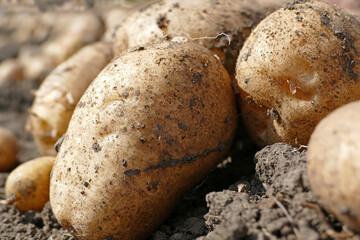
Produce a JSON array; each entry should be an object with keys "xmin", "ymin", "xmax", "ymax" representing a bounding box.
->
[
  {"xmin": 308, "ymin": 100, "xmax": 360, "ymax": 232},
  {"xmin": 27, "ymin": 41, "xmax": 113, "ymax": 156},
  {"xmin": 41, "ymin": 11, "xmax": 105, "ymax": 65},
  {"xmin": 50, "ymin": 41, "xmax": 237, "ymax": 240},
  {"xmin": 0, "ymin": 127, "xmax": 19, "ymax": 172},
  {"xmin": 113, "ymin": 0, "xmax": 266, "ymax": 76},
  {"xmin": 236, "ymin": 0, "xmax": 360, "ymax": 147},
  {"xmin": 4, "ymin": 156, "xmax": 55, "ymax": 212}
]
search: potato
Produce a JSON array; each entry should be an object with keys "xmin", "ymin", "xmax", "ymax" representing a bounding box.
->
[
  {"xmin": 2, "ymin": 156, "xmax": 55, "ymax": 212},
  {"xmin": 41, "ymin": 12, "xmax": 105, "ymax": 65},
  {"xmin": 307, "ymin": 100, "xmax": 360, "ymax": 232},
  {"xmin": 0, "ymin": 127, "xmax": 19, "ymax": 172},
  {"xmin": 12, "ymin": 11, "xmax": 105, "ymax": 82},
  {"xmin": 26, "ymin": 41, "xmax": 113, "ymax": 156},
  {"xmin": 113, "ymin": 0, "xmax": 265, "ymax": 76},
  {"xmin": 236, "ymin": 0, "xmax": 360, "ymax": 147},
  {"xmin": 50, "ymin": 41, "xmax": 237, "ymax": 240},
  {"xmin": 19, "ymin": 53, "xmax": 56, "ymax": 81}
]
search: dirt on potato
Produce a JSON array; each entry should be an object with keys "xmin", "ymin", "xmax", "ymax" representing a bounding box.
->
[
  {"xmin": 1, "ymin": 77, "xmax": 360, "ymax": 240},
  {"xmin": 2, "ymin": 1, "xmax": 360, "ymax": 239}
]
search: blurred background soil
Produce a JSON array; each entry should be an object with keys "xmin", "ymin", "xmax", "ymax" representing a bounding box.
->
[{"xmin": 1, "ymin": 0, "xmax": 360, "ymax": 239}]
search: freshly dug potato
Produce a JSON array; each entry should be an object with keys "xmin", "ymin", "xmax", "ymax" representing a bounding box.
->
[
  {"xmin": 0, "ymin": 127, "xmax": 19, "ymax": 172},
  {"xmin": 27, "ymin": 41, "xmax": 113, "ymax": 156},
  {"xmin": 2, "ymin": 156, "xmax": 55, "ymax": 212},
  {"xmin": 113, "ymin": 0, "xmax": 264, "ymax": 76},
  {"xmin": 307, "ymin": 100, "xmax": 360, "ymax": 232},
  {"xmin": 236, "ymin": 0, "xmax": 360, "ymax": 147},
  {"xmin": 50, "ymin": 41, "xmax": 237, "ymax": 240}
]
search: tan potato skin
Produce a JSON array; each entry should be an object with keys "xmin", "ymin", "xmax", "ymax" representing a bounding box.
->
[
  {"xmin": 50, "ymin": 41, "xmax": 237, "ymax": 240},
  {"xmin": 5, "ymin": 156, "xmax": 55, "ymax": 212},
  {"xmin": 307, "ymin": 100, "xmax": 360, "ymax": 232},
  {"xmin": 26, "ymin": 41, "xmax": 113, "ymax": 156},
  {"xmin": 102, "ymin": 7, "xmax": 136, "ymax": 42},
  {"xmin": 113, "ymin": 0, "xmax": 265, "ymax": 76},
  {"xmin": 236, "ymin": 0, "xmax": 360, "ymax": 147},
  {"xmin": 41, "ymin": 11, "xmax": 105, "ymax": 65},
  {"xmin": 0, "ymin": 127, "xmax": 19, "ymax": 172}
]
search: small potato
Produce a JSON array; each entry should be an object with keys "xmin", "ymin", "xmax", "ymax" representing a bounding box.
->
[
  {"xmin": 236, "ymin": 0, "xmax": 360, "ymax": 147},
  {"xmin": 2, "ymin": 156, "xmax": 55, "ymax": 212},
  {"xmin": 27, "ymin": 41, "xmax": 113, "ymax": 156},
  {"xmin": 50, "ymin": 41, "xmax": 237, "ymax": 240},
  {"xmin": 0, "ymin": 127, "xmax": 19, "ymax": 172},
  {"xmin": 307, "ymin": 100, "xmax": 360, "ymax": 232}
]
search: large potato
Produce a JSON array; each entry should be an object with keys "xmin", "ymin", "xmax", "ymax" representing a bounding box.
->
[
  {"xmin": 236, "ymin": 0, "xmax": 360, "ymax": 147},
  {"xmin": 307, "ymin": 100, "xmax": 360, "ymax": 232},
  {"xmin": 113, "ymin": 0, "xmax": 265, "ymax": 76},
  {"xmin": 26, "ymin": 41, "xmax": 113, "ymax": 156},
  {"xmin": 50, "ymin": 41, "xmax": 237, "ymax": 240}
]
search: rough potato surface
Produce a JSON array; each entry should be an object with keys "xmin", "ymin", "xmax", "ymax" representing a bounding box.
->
[
  {"xmin": 307, "ymin": 100, "xmax": 360, "ymax": 232},
  {"xmin": 114, "ymin": 0, "xmax": 264, "ymax": 76},
  {"xmin": 5, "ymin": 156, "xmax": 55, "ymax": 212},
  {"xmin": 27, "ymin": 42, "xmax": 113, "ymax": 156},
  {"xmin": 50, "ymin": 41, "xmax": 237, "ymax": 240},
  {"xmin": 236, "ymin": 0, "xmax": 360, "ymax": 147}
]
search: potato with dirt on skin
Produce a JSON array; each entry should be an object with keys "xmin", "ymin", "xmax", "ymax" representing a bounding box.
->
[
  {"xmin": 307, "ymin": 100, "xmax": 360, "ymax": 232},
  {"xmin": 113, "ymin": 0, "xmax": 266, "ymax": 76},
  {"xmin": 1, "ymin": 156, "xmax": 55, "ymax": 212},
  {"xmin": 236, "ymin": 0, "xmax": 360, "ymax": 147},
  {"xmin": 26, "ymin": 41, "xmax": 113, "ymax": 156},
  {"xmin": 50, "ymin": 41, "xmax": 237, "ymax": 240},
  {"xmin": 0, "ymin": 127, "xmax": 19, "ymax": 172}
]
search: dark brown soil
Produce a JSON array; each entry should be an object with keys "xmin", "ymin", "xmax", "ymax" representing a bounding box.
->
[{"xmin": 1, "ymin": 77, "xmax": 360, "ymax": 240}]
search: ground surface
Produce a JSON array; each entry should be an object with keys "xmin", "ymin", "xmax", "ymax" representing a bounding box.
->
[{"xmin": 1, "ymin": 78, "xmax": 360, "ymax": 240}]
